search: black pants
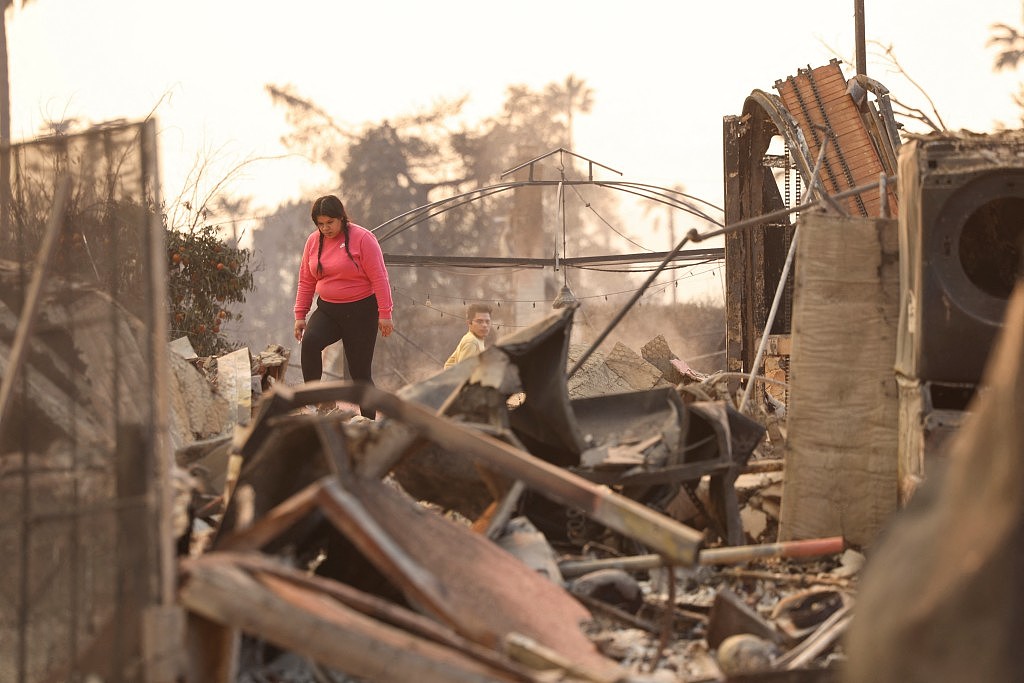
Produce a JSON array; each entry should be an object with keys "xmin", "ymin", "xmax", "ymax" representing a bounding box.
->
[{"xmin": 301, "ymin": 295, "xmax": 378, "ymax": 418}]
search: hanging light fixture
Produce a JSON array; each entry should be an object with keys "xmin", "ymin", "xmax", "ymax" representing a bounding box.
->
[
  {"xmin": 552, "ymin": 283, "xmax": 577, "ymax": 309},
  {"xmin": 552, "ymin": 176, "xmax": 578, "ymax": 310}
]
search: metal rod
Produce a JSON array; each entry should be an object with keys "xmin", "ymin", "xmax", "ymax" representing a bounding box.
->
[
  {"xmin": 373, "ymin": 178, "xmax": 724, "ymax": 242},
  {"xmin": 571, "ymin": 172, "xmax": 895, "ymax": 382},
  {"xmin": 381, "ymin": 248, "xmax": 724, "ymax": 268},
  {"xmin": 745, "ymin": 228, "xmax": 798, "ymax": 411},
  {"xmin": 855, "ymin": 0, "xmax": 867, "ymax": 76},
  {"xmin": 805, "ymin": 135, "xmax": 848, "ymax": 216},
  {"xmin": 483, "ymin": 480, "xmax": 527, "ymax": 541},
  {"xmin": 879, "ymin": 171, "xmax": 890, "ymax": 218},
  {"xmin": 739, "ymin": 228, "xmax": 798, "ymax": 414},
  {"xmin": 704, "ymin": 371, "xmax": 788, "ymax": 390},
  {"xmin": 689, "ymin": 176, "xmax": 893, "ymax": 245},
  {"xmin": 738, "ymin": 137, "xmax": 830, "ymax": 413},
  {"xmin": 557, "ymin": 536, "xmax": 846, "ymax": 578},
  {"xmin": 0, "ymin": 174, "xmax": 72, "ymax": 432},
  {"xmin": 567, "ymin": 230, "xmax": 694, "ymax": 379},
  {"xmin": 499, "ymin": 146, "xmax": 622, "ymax": 180}
]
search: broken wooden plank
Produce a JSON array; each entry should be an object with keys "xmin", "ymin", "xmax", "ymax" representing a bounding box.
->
[
  {"xmin": 503, "ymin": 633, "xmax": 619, "ymax": 683},
  {"xmin": 317, "ymin": 473, "xmax": 623, "ymax": 679},
  {"xmin": 179, "ymin": 555, "xmax": 526, "ymax": 683},
  {"xmin": 270, "ymin": 381, "xmax": 705, "ymax": 567},
  {"xmin": 213, "ymin": 477, "xmax": 325, "ymax": 553},
  {"xmin": 218, "ymin": 551, "xmax": 537, "ymax": 680},
  {"xmin": 317, "ymin": 477, "xmax": 453, "ymax": 625}
]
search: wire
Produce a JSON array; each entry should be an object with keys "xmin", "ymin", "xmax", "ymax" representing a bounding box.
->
[
  {"xmin": 567, "ymin": 183, "xmax": 654, "ymax": 252},
  {"xmin": 389, "ymin": 328, "xmax": 444, "ymax": 365},
  {"xmin": 389, "ymin": 262, "xmax": 723, "ymax": 308}
]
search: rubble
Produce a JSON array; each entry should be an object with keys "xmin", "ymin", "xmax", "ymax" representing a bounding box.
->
[
  {"xmin": 9, "ymin": 61, "xmax": 1023, "ymax": 683},
  {"xmin": 163, "ymin": 303, "xmax": 864, "ymax": 683},
  {"xmin": 3, "ymin": 244, "xmax": 856, "ymax": 682}
]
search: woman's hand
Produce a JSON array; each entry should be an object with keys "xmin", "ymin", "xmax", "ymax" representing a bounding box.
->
[
  {"xmin": 294, "ymin": 319, "xmax": 306, "ymax": 342},
  {"xmin": 378, "ymin": 318, "xmax": 394, "ymax": 338}
]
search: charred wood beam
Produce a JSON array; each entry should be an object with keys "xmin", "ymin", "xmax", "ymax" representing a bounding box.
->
[
  {"xmin": 342, "ymin": 475, "xmax": 621, "ymax": 678},
  {"xmin": 179, "ymin": 556, "xmax": 528, "ymax": 683},
  {"xmin": 212, "ymin": 471, "xmax": 621, "ymax": 678},
  {"xmin": 200, "ymin": 552, "xmax": 542, "ymax": 682},
  {"xmin": 214, "ymin": 478, "xmax": 325, "ymax": 553},
  {"xmin": 257, "ymin": 382, "xmax": 705, "ymax": 567},
  {"xmin": 316, "ymin": 475, "xmax": 453, "ymax": 625}
]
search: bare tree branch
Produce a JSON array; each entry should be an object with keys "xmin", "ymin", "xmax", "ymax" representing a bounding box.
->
[
  {"xmin": 887, "ymin": 97, "xmax": 943, "ymax": 133},
  {"xmin": 867, "ymin": 41, "xmax": 947, "ymax": 131}
]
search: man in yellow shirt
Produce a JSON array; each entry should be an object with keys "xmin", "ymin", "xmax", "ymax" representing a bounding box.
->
[{"xmin": 443, "ymin": 303, "xmax": 493, "ymax": 369}]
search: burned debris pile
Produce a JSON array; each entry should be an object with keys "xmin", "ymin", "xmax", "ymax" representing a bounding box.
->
[
  {"xmin": 173, "ymin": 305, "xmax": 855, "ymax": 682},
  {"xmin": 9, "ymin": 68, "xmax": 1024, "ymax": 682}
]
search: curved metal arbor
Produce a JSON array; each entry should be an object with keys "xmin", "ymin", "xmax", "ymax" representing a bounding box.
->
[{"xmin": 371, "ymin": 148, "xmax": 725, "ymax": 255}]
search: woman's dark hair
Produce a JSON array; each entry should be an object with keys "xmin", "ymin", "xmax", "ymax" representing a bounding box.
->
[{"xmin": 311, "ymin": 195, "xmax": 355, "ymax": 275}]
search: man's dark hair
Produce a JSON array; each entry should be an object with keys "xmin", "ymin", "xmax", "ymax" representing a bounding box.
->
[{"xmin": 467, "ymin": 303, "xmax": 492, "ymax": 320}]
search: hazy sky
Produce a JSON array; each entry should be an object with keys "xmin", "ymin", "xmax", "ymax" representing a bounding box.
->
[{"xmin": 11, "ymin": 1, "xmax": 1024, "ymax": 236}]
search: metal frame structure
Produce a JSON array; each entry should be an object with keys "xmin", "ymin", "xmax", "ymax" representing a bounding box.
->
[
  {"xmin": 723, "ymin": 67, "xmax": 902, "ymax": 382},
  {"xmin": 0, "ymin": 120, "xmax": 175, "ymax": 683},
  {"xmin": 372, "ymin": 148, "xmax": 726, "ymax": 270}
]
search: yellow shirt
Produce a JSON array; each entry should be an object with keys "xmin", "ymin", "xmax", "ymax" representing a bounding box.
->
[{"xmin": 444, "ymin": 331, "xmax": 486, "ymax": 369}]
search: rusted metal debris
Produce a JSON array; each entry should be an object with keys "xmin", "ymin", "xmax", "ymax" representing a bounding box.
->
[
  {"xmin": 182, "ymin": 551, "xmax": 544, "ymax": 683},
  {"xmin": 775, "ymin": 60, "xmax": 898, "ymax": 219},
  {"xmin": 558, "ymin": 537, "xmax": 845, "ymax": 579},
  {"xmin": 166, "ymin": 300, "xmax": 866, "ymax": 682}
]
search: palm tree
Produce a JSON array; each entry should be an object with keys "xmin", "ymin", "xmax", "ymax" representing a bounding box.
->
[
  {"xmin": 988, "ymin": 5, "xmax": 1024, "ymax": 115},
  {"xmin": 545, "ymin": 74, "xmax": 593, "ymax": 151},
  {"xmin": 641, "ymin": 183, "xmax": 684, "ymax": 305},
  {"xmin": 989, "ymin": 6, "xmax": 1024, "ymax": 71}
]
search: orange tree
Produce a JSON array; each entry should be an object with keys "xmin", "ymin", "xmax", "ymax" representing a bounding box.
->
[{"xmin": 166, "ymin": 222, "xmax": 254, "ymax": 356}]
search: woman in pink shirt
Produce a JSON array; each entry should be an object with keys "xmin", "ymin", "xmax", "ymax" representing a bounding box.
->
[{"xmin": 293, "ymin": 195, "xmax": 394, "ymax": 417}]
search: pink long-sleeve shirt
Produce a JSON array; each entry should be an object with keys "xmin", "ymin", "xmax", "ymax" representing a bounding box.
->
[{"xmin": 293, "ymin": 223, "xmax": 394, "ymax": 320}]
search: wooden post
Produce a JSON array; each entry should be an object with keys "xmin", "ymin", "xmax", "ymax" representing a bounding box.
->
[{"xmin": 779, "ymin": 213, "xmax": 899, "ymax": 546}]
